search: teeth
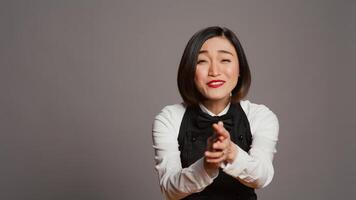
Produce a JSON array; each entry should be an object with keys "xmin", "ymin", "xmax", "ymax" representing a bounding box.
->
[{"xmin": 210, "ymin": 82, "xmax": 223, "ymax": 85}]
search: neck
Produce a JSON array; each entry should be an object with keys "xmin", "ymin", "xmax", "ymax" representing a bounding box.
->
[{"xmin": 202, "ymin": 96, "xmax": 231, "ymax": 115}]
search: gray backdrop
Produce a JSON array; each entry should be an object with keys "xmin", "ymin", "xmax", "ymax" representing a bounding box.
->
[{"xmin": 1, "ymin": 0, "xmax": 355, "ymax": 199}]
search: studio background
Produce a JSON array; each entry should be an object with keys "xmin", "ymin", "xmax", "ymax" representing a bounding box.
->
[{"xmin": 1, "ymin": 0, "xmax": 355, "ymax": 199}]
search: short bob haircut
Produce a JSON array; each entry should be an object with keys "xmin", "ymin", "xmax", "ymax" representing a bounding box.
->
[{"xmin": 177, "ymin": 26, "xmax": 251, "ymax": 106}]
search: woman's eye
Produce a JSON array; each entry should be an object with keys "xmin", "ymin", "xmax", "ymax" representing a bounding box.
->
[
  {"xmin": 197, "ymin": 60, "xmax": 207, "ymax": 64},
  {"xmin": 221, "ymin": 59, "xmax": 231, "ymax": 63}
]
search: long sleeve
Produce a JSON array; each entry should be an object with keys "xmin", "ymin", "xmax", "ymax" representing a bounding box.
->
[
  {"xmin": 221, "ymin": 101, "xmax": 279, "ymax": 189},
  {"xmin": 152, "ymin": 104, "xmax": 218, "ymax": 200}
]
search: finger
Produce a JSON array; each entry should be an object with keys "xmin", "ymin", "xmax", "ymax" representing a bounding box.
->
[
  {"xmin": 205, "ymin": 150, "xmax": 224, "ymax": 159},
  {"xmin": 206, "ymin": 137, "xmax": 213, "ymax": 151},
  {"xmin": 212, "ymin": 121, "xmax": 230, "ymax": 139},
  {"xmin": 210, "ymin": 133, "xmax": 219, "ymax": 143},
  {"xmin": 212, "ymin": 141, "xmax": 229, "ymax": 151},
  {"xmin": 205, "ymin": 156, "xmax": 226, "ymax": 164},
  {"xmin": 218, "ymin": 121, "xmax": 230, "ymax": 139},
  {"xmin": 207, "ymin": 136, "xmax": 218, "ymax": 151}
]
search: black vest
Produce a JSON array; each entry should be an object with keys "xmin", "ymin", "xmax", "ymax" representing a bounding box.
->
[{"xmin": 178, "ymin": 102, "xmax": 257, "ymax": 200}]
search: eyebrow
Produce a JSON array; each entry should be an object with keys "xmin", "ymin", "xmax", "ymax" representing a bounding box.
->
[{"xmin": 198, "ymin": 50, "xmax": 233, "ymax": 56}]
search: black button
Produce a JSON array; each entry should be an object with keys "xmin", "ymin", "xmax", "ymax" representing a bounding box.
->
[
  {"xmin": 192, "ymin": 137, "xmax": 197, "ymax": 142},
  {"xmin": 239, "ymin": 135, "xmax": 243, "ymax": 141}
]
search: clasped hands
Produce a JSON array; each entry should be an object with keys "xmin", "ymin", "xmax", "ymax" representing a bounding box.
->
[{"xmin": 204, "ymin": 121, "xmax": 238, "ymax": 172}]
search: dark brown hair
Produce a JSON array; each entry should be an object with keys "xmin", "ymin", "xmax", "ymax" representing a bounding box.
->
[{"xmin": 177, "ymin": 26, "xmax": 251, "ymax": 106}]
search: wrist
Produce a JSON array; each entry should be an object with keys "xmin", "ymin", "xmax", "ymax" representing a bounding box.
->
[
  {"xmin": 226, "ymin": 141, "xmax": 237, "ymax": 164},
  {"xmin": 203, "ymin": 159, "xmax": 219, "ymax": 177}
]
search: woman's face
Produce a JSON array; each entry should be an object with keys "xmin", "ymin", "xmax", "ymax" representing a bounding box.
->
[{"xmin": 194, "ymin": 36, "xmax": 239, "ymax": 103}]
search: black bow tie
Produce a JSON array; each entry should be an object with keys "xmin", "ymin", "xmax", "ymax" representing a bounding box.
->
[{"xmin": 196, "ymin": 110, "xmax": 234, "ymax": 131}]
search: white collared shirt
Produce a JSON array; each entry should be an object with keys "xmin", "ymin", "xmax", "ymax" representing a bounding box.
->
[
  {"xmin": 198, "ymin": 101, "xmax": 231, "ymax": 116},
  {"xmin": 152, "ymin": 99, "xmax": 279, "ymax": 200}
]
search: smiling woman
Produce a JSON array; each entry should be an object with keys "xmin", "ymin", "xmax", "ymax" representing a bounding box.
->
[
  {"xmin": 152, "ymin": 26, "xmax": 279, "ymax": 200},
  {"xmin": 194, "ymin": 37, "xmax": 239, "ymax": 114}
]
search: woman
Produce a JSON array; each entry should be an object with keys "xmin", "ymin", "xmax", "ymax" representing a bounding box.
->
[{"xmin": 152, "ymin": 26, "xmax": 279, "ymax": 200}]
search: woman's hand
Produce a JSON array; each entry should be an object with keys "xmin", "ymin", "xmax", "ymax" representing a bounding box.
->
[{"xmin": 204, "ymin": 121, "xmax": 238, "ymax": 171}]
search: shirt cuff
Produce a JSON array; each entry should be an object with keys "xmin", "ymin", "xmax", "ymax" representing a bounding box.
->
[
  {"xmin": 191, "ymin": 157, "xmax": 219, "ymax": 184},
  {"xmin": 220, "ymin": 143, "xmax": 249, "ymax": 177}
]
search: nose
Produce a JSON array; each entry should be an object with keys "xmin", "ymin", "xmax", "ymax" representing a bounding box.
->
[{"xmin": 208, "ymin": 60, "xmax": 220, "ymax": 77}]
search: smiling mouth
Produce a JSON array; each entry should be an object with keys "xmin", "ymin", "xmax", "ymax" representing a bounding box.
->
[{"xmin": 207, "ymin": 80, "xmax": 225, "ymax": 88}]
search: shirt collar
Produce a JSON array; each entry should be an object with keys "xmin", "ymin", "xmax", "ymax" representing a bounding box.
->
[{"xmin": 198, "ymin": 102, "xmax": 231, "ymax": 117}]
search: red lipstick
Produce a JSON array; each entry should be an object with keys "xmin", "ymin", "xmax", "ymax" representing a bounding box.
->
[{"xmin": 207, "ymin": 80, "xmax": 225, "ymax": 88}]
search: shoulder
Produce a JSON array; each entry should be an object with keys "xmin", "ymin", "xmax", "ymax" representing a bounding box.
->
[
  {"xmin": 155, "ymin": 102, "xmax": 187, "ymax": 122},
  {"xmin": 240, "ymin": 99, "xmax": 277, "ymax": 119},
  {"xmin": 152, "ymin": 103, "xmax": 187, "ymax": 137},
  {"xmin": 240, "ymin": 99, "xmax": 279, "ymax": 137}
]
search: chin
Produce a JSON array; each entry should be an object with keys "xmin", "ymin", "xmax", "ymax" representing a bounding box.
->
[{"xmin": 205, "ymin": 94, "xmax": 230, "ymax": 101}]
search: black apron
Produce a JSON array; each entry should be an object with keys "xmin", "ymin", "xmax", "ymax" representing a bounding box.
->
[{"xmin": 178, "ymin": 102, "xmax": 257, "ymax": 200}]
